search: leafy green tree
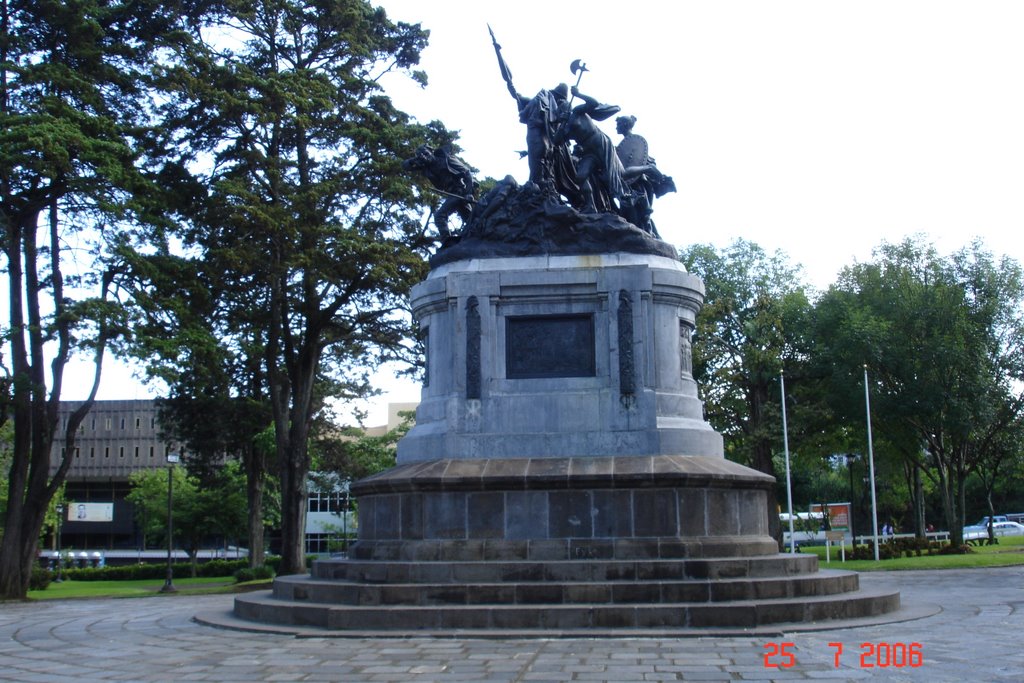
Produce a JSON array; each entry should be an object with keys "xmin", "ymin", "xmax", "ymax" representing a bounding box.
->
[
  {"xmin": 970, "ymin": 419, "xmax": 1024, "ymax": 543},
  {"xmin": 318, "ymin": 410, "xmax": 413, "ymax": 483},
  {"xmin": 815, "ymin": 238, "xmax": 1024, "ymax": 545},
  {"xmin": 127, "ymin": 460, "xmax": 248, "ymax": 575},
  {"xmin": 0, "ymin": 0, "xmax": 204, "ymax": 598},
  {"xmin": 117, "ymin": 210, "xmax": 277, "ymax": 566},
  {"xmin": 680, "ymin": 240, "xmax": 815, "ymax": 542},
  {"xmin": 121, "ymin": 0, "xmax": 445, "ymax": 575},
  {"xmin": 0, "ymin": 421, "xmax": 12, "ymax": 537}
]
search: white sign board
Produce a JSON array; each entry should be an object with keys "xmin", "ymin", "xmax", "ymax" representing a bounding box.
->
[{"xmin": 68, "ymin": 503, "xmax": 114, "ymax": 522}]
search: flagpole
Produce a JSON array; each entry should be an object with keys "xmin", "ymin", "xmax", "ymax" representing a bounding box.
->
[
  {"xmin": 864, "ymin": 365, "xmax": 880, "ymax": 562},
  {"xmin": 780, "ymin": 371, "xmax": 796, "ymax": 554}
]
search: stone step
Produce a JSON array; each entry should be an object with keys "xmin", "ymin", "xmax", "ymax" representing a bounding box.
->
[
  {"xmin": 272, "ymin": 570, "xmax": 859, "ymax": 606},
  {"xmin": 346, "ymin": 536, "xmax": 781, "ymax": 562},
  {"xmin": 311, "ymin": 554, "xmax": 819, "ymax": 584},
  {"xmin": 233, "ymin": 585, "xmax": 900, "ymax": 631}
]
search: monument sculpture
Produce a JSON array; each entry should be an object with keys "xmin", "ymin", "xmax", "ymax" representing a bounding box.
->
[
  {"xmin": 231, "ymin": 28, "xmax": 901, "ymax": 633},
  {"xmin": 491, "ymin": 25, "xmax": 582, "ymax": 208},
  {"xmin": 401, "ymin": 144, "xmax": 477, "ymax": 241},
  {"xmin": 554, "ymin": 86, "xmax": 628, "ymax": 214},
  {"xmin": 616, "ymin": 114, "xmax": 676, "ymax": 236}
]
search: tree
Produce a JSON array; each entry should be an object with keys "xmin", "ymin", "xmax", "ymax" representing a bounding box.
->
[
  {"xmin": 0, "ymin": 0, "xmax": 200, "ymax": 598},
  {"xmin": 125, "ymin": 0, "xmax": 444, "ymax": 575},
  {"xmin": 318, "ymin": 410, "xmax": 412, "ymax": 483},
  {"xmin": 120, "ymin": 246, "xmax": 276, "ymax": 566},
  {"xmin": 971, "ymin": 418, "xmax": 1024, "ymax": 544},
  {"xmin": 0, "ymin": 421, "xmax": 12, "ymax": 535},
  {"xmin": 127, "ymin": 460, "xmax": 248, "ymax": 575},
  {"xmin": 158, "ymin": 393, "xmax": 274, "ymax": 564},
  {"xmin": 679, "ymin": 240, "xmax": 815, "ymax": 542},
  {"xmin": 815, "ymin": 238, "xmax": 1024, "ymax": 546}
]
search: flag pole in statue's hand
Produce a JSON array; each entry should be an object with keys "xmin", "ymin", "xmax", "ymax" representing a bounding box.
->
[{"xmin": 488, "ymin": 24, "xmax": 517, "ymax": 99}]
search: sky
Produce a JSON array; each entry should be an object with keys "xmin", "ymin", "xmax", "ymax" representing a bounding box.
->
[{"xmin": 65, "ymin": 0, "xmax": 1024, "ymax": 425}]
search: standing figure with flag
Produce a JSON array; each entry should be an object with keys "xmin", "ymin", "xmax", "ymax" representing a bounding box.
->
[{"xmin": 488, "ymin": 26, "xmax": 581, "ymax": 206}]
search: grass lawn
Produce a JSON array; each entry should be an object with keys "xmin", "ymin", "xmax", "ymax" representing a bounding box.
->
[
  {"xmin": 28, "ymin": 576, "xmax": 270, "ymax": 600},
  {"xmin": 805, "ymin": 534, "xmax": 1024, "ymax": 571},
  {"xmin": 26, "ymin": 537, "xmax": 1024, "ymax": 600}
]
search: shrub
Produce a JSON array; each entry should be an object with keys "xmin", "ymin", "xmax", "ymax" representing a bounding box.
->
[
  {"xmin": 938, "ymin": 543, "xmax": 974, "ymax": 555},
  {"xmin": 851, "ymin": 535, "xmax": 947, "ymax": 561},
  {"xmin": 253, "ymin": 564, "xmax": 275, "ymax": 580},
  {"xmin": 195, "ymin": 559, "xmax": 248, "ymax": 577},
  {"xmin": 60, "ymin": 559, "xmax": 251, "ymax": 582},
  {"xmin": 233, "ymin": 567, "xmax": 256, "ymax": 583},
  {"xmin": 233, "ymin": 564, "xmax": 275, "ymax": 583},
  {"xmin": 30, "ymin": 566, "xmax": 52, "ymax": 591},
  {"xmin": 262, "ymin": 555, "xmax": 315, "ymax": 573}
]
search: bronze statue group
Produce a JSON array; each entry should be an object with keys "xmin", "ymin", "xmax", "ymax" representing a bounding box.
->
[{"xmin": 403, "ymin": 28, "xmax": 675, "ymax": 243}]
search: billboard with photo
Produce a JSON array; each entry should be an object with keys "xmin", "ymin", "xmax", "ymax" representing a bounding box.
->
[
  {"xmin": 67, "ymin": 503, "xmax": 114, "ymax": 522},
  {"xmin": 811, "ymin": 503, "xmax": 851, "ymax": 532}
]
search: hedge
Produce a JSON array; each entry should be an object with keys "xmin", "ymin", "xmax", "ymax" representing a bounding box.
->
[{"xmin": 49, "ymin": 554, "xmax": 313, "ymax": 582}]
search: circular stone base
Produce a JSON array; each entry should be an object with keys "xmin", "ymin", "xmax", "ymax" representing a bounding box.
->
[
  {"xmin": 231, "ymin": 455, "xmax": 901, "ymax": 631},
  {"xmin": 351, "ymin": 455, "xmax": 774, "ymax": 560}
]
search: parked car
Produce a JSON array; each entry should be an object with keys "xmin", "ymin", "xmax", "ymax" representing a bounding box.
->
[
  {"xmin": 974, "ymin": 515, "xmax": 1008, "ymax": 527},
  {"xmin": 963, "ymin": 521, "xmax": 1024, "ymax": 544}
]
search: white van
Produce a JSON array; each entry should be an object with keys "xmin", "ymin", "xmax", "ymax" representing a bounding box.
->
[{"xmin": 780, "ymin": 511, "xmax": 830, "ymax": 545}]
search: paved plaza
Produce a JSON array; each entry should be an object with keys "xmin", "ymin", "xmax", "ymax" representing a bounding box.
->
[{"xmin": 1, "ymin": 565, "xmax": 1022, "ymax": 682}]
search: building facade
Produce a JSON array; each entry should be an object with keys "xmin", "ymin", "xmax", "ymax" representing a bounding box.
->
[
  {"xmin": 49, "ymin": 400, "xmax": 181, "ymax": 552},
  {"xmin": 46, "ymin": 399, "xmax": 410, "ymax": 559}
]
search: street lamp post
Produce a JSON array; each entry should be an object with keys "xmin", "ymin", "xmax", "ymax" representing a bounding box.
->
[
  {"xmin": 846, "ymin": 455, "xmax": 856, "ymax": 542},
  {"xmin": 864, "ymin": 366, "xmax": 881, "ymax": 562},
  {"xmin": 780, "ymin": 371, "xmax": 796, "ymax": 554},
  {"xmin": 55, "ymin": 504, "xmax": 64, "ymax": 583},
  {"xmin": 342, "ymin": 489, "xmax": 350, "ymax": 555},
  {"xmin": 161, "ymin": 453, "xmax": 180, "ymax": 593}
]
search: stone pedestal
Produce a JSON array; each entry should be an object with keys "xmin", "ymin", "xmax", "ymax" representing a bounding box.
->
[
  {"xmin": 398, "ymin": 253, "xmax": 721, "ymax": 461},
  {"xmin": 233, "ymin": 253, "xmax": 900, "ymax": 633}
]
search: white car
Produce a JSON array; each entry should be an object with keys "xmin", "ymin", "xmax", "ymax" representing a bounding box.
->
[{"xmin": 963, "ymin": 520, "xmax": 1024, "ymax": 544}]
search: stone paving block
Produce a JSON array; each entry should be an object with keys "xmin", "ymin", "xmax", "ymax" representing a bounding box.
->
[
  {"xmin": 424, "ymin": 491, "xmax": 467, "ymax": 539},
  {"xmin": 541, "ymin": 605, "xmax": 594, "ymax": 629},
  {"xmin": 515, "ymin": 583, "xmax": 563, "ymax": 604},
  {"xmin": 468, "ymin": 491, "xmax": 505, "ymax": 539},
  {"xmin": 484, "ymin": 538, "xmax": 529, "ymax": 560},
  {"xmin": 564, "ymin": 582, "xmax": 612, "ymax": 603},
  {"xmin": 527, "ymin": 539, "xmax": 567, "ymax": 560},
  {"xmin": 505, "ymin": 490, "xmax": 549, "ymax": 540},
  {"xmin": 633, "ymin": 488, "xmax": 678, "ymax": 537},
  {"xmin": 592, "ymin": 605, "xmax": 637, "ymax": 628},
  {"xmin": 464, "ymin": 583, "xmax": 516, "ymax": 604},
  {"xmin": 548, "ymin": 490, "xmax": 594, "ymax": 538},
  {"xmin": 542, "ymin": 560, "xmax": 592, "ymax": 582},
  {"xmin": 570, "ymin": 537, "xmax": 616, "ymax": 560},
  {"xmin": 610, "ymin": 581, "xmax": 661, "ymax": 603}
]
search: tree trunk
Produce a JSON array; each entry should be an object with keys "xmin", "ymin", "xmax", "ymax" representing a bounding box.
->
[
  {"xmin": 278, "ymin": 456, "xmax": 309, "ymax": 576},
  {"xmin": 748, "ymin": 380, "xmax": 782, "ymax": 545},
  {"xmin": 913, "ymin": 465, "xmax": 926, "ymax": 538},
  {"xmin": 266, "ymin": 338, "xmax": 318, "ymax": 575},
  {"xmin": 985, "ymin": 490, "xmax": 997, "ymax": 545},
  {"xmin": 244, "ymin": 445, "xmax": 266, "ymax": 568},
  {"xmin": 0, "ymin": 208, "xmax": 108, "ymax": 599},
  {"xmin": 932, "ymin": 449, "xmax": 960, "ymax": 546},
  {"xmin": 276, "ymin": 359, "xmax": 316, "ymax": 576}
]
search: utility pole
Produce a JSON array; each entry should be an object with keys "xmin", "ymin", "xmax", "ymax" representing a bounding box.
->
[{"xmin": 160, "ymin": 453, "xmax": 180, "ymax": 593}]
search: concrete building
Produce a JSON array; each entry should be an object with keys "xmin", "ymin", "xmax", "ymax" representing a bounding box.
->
[
  {"xmin": 47, "ymin": 399, "xmax": 416, "ymax": 559},
  {"xmin": 50, "ymin": 400, "xmax": 180, "ymax": 552}
]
